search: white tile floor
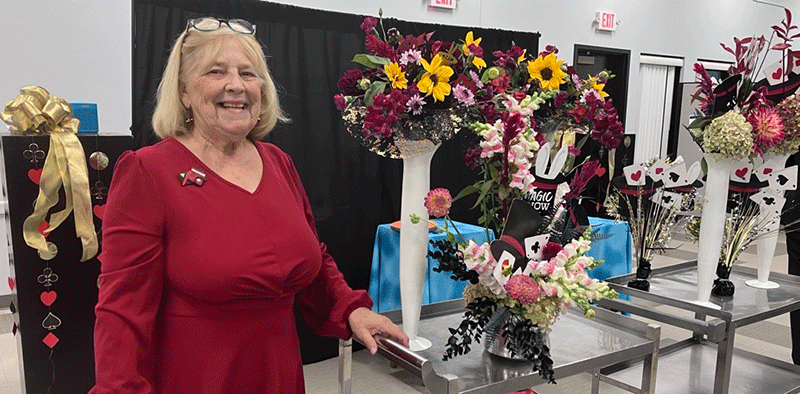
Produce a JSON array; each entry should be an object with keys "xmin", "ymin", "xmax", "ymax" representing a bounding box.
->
[{"xmin": 0, "ymin": 231, "xmax": 796, "ymax": 394}]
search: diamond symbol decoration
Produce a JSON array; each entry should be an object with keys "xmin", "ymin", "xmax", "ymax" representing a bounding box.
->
[{"xmin": 43, "ymin": 332, "xmax": 59, "ymax": 348}]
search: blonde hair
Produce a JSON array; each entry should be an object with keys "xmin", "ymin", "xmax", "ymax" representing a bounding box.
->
[{"xmin": 152, "ymin": 25, "xmax": 288, "ymax": 140}]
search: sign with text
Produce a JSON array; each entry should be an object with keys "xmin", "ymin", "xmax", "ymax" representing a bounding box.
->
[
  {"xmin": 596, "ymin": 11, "xmax": 616, "ymax": 31},
  {"xmin": 430, "ymin": 0, "xmax": 456, "ymax": 9}
]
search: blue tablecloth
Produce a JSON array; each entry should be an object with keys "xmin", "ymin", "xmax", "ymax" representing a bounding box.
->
[
  {"xmin": 368, "ymin": 219, "xmax": 494, "ymax": 312},
  {"xmin": 586, "ymin": 217, "xmax": 632, "ymax": 281},
  {"xmin": 368, "ymin": 217, "xmax": 631, "ymax": 312}
]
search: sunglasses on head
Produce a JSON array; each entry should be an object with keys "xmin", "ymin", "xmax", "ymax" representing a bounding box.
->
[{"xmin": 186, "ymin": 17, "xmax": 256, "ymax": 35}]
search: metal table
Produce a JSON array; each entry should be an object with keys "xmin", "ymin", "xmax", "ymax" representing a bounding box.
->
[
  {"xmin": 338, "ymin": 299, "xmax": 661, "ymax": 394},
  {"xmin": 598, "ymin": 261, "xmax": 800, "ymax": 394}
]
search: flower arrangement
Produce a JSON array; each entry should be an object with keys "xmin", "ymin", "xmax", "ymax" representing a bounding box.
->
[
  {"xmin": 422, "ymin": 191, "xmax": 617, "ymax": 383},
  {"xmin": 689, "ymin": 8, "xmax": 800, "ymax": 159},
  {"xmin": 334, "ymin": 11, "xmax": 623, "ymax": 212},
  {"xmin": 335, "ymin": 11, "xmax": 624, "ymax": 384}
]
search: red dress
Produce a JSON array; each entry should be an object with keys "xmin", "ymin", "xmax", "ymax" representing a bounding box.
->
[{"xmin": 90, "ymin": 139, "xmax": 372, "ymax": 393}]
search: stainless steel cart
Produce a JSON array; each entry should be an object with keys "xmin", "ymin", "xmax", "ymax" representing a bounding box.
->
[
  {"xmin": 338, "ymin": 299, "xmax": 661, "ymax": 394},
  {"xmin": 598, "ymin": 261, "xmax": 800, "ymax": 394}
]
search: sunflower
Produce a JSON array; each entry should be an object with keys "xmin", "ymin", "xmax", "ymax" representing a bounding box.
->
[
  {"xmin": 461, "ymin": 31, "xmax": 482, "ymax": 55},
  {"xmin": 527, "ymin": 53, "xmax": 568, "ymax": 91},
  {"xmin": 587, "ymin": 76, "xmax": 609, "ymax": 99},
  {"xmin": 383, "ymin": 62, "xmax": 408, "ymax": 89},
  {"xmin": 462, "ymin": 32, "xmax": 487, "ymax": 70},
  {"xmin": 418, "ymin": 54, "xmax": 454, "ymax": 102}
]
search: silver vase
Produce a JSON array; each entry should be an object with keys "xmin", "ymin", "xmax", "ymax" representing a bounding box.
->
[{"xmin": 484, "ymin": 308, "xmax": 549, "ymax": 360}]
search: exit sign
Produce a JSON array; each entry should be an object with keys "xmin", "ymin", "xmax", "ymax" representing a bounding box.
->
[
  {"xmin": 596, "ymin": 11, "xmax": 616, "ymax": 31},
  {"xmin": 430, "ymin": 0, "xmax": 455, "ymax": 9}
]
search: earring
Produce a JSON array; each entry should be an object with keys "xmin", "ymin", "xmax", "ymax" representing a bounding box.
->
[
  {"xmin": 257, "ymin": 117, "xmax": 261, "ymax": 124},
  {"xmin": 185, "ymin": 108, "xmax": 193, "ymax": 124}
]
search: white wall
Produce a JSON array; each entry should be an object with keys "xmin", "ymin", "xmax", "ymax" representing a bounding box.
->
[
  {"xmin": 0, "ymin": 0, "xmax": 789, "ymax": 139},
  {"xmin": 1, "ymin": 0, "xmax": 131, "ymax": 136}
]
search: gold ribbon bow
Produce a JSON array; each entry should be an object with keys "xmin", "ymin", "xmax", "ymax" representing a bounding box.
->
[{"xmin": 1, "ymin": 86, "xmax": 97, "ymax": 261}]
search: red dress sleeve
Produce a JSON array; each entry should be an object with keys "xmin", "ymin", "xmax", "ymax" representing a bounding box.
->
[
  {"xmin": 278, "ymin": 150, "xmax": 373, "ymax": 340},
  {"xmin": 90, "ymin": 151, "xmax": 166, "ymax": 394}
]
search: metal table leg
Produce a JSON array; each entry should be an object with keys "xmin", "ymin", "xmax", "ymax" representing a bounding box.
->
[
  {"xmin": 713, "ymin": 328, "xmax": 735, "ymax": 394},
  {"xmin": 339, "ymin": 338, "xmax": 352, "ymax": 394}
]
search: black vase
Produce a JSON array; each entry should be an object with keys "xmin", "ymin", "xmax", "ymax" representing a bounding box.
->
[
  {"xmin": 711, "ymin": 262, "xmax": 735, "ymax": 297},
  {"xmin": 627, "ymin": 257, "xmax": 652, "ymax": 291}
]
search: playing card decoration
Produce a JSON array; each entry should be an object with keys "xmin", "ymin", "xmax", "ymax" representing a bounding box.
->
[
  {"xmin": 606, "ymin": 159, "xmax": 699, "ymax": 291},
  {"xmin": 490, "ymin": 199, "xmax": 543, "ymax": 273}
]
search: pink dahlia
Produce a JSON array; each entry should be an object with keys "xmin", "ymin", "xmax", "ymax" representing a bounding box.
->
[
  {"xmin": 748, "ymin": 106, "xmax": 785, "ymax": 153},
  {"xmin": 504, "ymin": 275, "xmax": 541, "ymax": 305},
  {"xmin": 424, "ymin": 188, "xmax": 452, "ymax": 218}
]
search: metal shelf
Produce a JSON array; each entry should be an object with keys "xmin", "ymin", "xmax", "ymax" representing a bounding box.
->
[
  {"xmin": 599, "ymin": 261, "xmax": 800, "ymax": 393},
  {"xmin": 339, "ymin": 299, "xmax": 661, "ymax": 394}
]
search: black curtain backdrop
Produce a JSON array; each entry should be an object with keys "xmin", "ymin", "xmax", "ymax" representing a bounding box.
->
[{"xmin": 134, "ymin": 0, "xmax": 539, "ymax": 363}]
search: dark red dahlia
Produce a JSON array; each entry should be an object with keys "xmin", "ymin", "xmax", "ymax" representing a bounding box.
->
[{"xmin": 337, "ymin": 69, "xmax": 364, "ymax": 96}]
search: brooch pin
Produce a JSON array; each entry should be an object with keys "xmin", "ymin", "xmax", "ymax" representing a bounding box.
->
[{"xmin": 178, "ymin": 168, "xmax": 207, "ymax": 186}]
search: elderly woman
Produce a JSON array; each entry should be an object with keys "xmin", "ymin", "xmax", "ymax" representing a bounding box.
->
[{"xmin": 90, "ymin": 17, "xmax": 407, "ymax": 393}]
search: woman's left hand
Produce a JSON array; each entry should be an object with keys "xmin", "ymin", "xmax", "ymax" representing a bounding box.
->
[{"xmin": 348, "ymin": 307, "xmax": 409, "ymax": 354}]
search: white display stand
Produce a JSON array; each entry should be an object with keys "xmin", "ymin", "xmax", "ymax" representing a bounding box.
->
[
  {"xmin": 397, "ymin": 140, "xmax": 439, "ymax": 351},
  {"xmin": 695, "ymin": 154, "xmax": 733, "ymax": 308}
]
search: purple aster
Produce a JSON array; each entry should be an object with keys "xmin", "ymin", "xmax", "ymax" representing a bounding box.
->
[
  {"xmin": 399, "ymin": 49, "xmax": 422, "ymax": 66},
  {"xmin": 406, "ymin": 94, "xmax": 426, "ymax": 115},
  {"xmin": 453, "ymin": 85, "xmax": 475, "ymax": 106},
  {"xmin": 468, "ymin": 70, "xmax": 484, "ymax": 88}
]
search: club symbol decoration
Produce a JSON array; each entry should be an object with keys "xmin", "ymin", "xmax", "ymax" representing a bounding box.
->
[
  {"xmin": 91, "ymin": 180, "xmax": 108, "ymax": 201},
  {"xmin": 23, "ymin": 143, "xmax": 45, "ymax": 164},
  {"xmin": 37, "ymin": 267, "xmax": 58, "ymax": 288},
  {"xmin": 530, "ymin": 241, "xmax": 540, "ymax": 254}
]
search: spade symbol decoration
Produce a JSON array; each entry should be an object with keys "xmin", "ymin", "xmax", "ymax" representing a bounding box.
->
[
  {"xmin": 778, "ymin": 174, "xmax": 789, "ymax": 186},
  {"xmin": 669, "ymin": 172, "xmax": 680, "ymax": 183},
  {"xmin": 662, "ymin": 195, "xmax": 673, "ymax": 204},
  {"xmin": 764, "ymin": 197, "xmax": 775, "ymax": 205},
  {"xmin": 41, "ymin": 312, "xmax": 62, "ymax": 331}
]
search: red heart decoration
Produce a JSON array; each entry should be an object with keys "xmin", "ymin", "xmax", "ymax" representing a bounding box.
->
[
  {"xmin": 93, "ymin": 204, "xmax": 105, "ymax": 220},
  {"xmin": 655, "ymin": 168, "xmax": 663, "ymax": 174},
  {"xmin": 764, "ymin": 168, "xmax": 773, "ymax": 175},
  {"xmin": 40, "ymin": 291, "xmax": 57, "ymax": 306},
  {"xmin": 501, "ymin": 258, "xmax": 511, "ymax": 267},
  {"xmin": 27, "ymin": 168, "xmax": 43, "ymax": 185},
  {"xmin": 595, "ymin": 167, "xmax": 606, "ymax": 177},
  {"xmin": 7, "ymin": 277, "xmax": 13, "ymax": 291},
  {"xmin": 631, "ymin": 170, "xmax": 642, "ymax": 181},
  {"xmin": 773, "ymin": 68, "xmax": 783, "ymax": 80},
  {"xmin": 38, "ymin": 220, "xmax": 49, "ymax": 237},
  {"xmin": 735, "ymin": 168, "xmax": 748, "ymax": 178}
]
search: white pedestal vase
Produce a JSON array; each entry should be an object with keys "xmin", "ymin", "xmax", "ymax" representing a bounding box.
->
[
  {"xmin": 696, "ymin": 154, "xmax": 734, "ymax": 307},
  {"xmin": 746, "ymin": 152, "xmax": 791, "ymax": 289},
  {"xmin": 397, "ymin": 139, "xmax": 439, "ymax": 351}
]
